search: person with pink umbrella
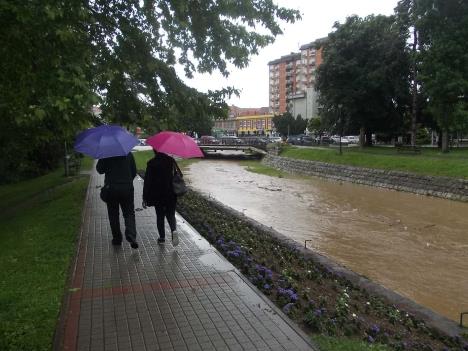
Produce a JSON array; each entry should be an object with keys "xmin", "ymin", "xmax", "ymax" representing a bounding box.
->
[{"xmin": 142, "ymin": 131, "xmax": 203, "ymax": 246}]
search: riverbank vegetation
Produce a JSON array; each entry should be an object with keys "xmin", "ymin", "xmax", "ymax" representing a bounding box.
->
[
  {"xmin": 133, "ymin": 150, "xmax": 198, "ymax": 172},
  {"xmin": 280, "ymin": 146, "xmax": 468, "ymax": 179},
  {"xmin": 178, "ymin": 190, "xmax": 467, "ymax": 351},
  {"xmin": 0, "ymin": 167, "xmax": 90, "ymax": 350}
]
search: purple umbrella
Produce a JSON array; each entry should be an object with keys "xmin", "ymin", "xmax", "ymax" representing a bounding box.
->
[{"xmin": 74, "ymin": 125, "xmax": 139, "ymax": 159}]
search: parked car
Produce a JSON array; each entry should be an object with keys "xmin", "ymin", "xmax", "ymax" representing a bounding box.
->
[
  {"xmin": 220, "ymin": 136, "xmax": 243, "ymax": 145},
  {"xmin": 200, "ymin": 135, "xmax": 220, "ymax": 144},
  {"xmin": 346, "ymin": 135, "xmax": 360, "ymax": 144},
  {"xmin": 268, "ymin": 136, "xmax": 283, "ymax": 143},
  {"xmin": 301, "ymin": 136, "xmax": 316, "ymax": 146},
  {"xmin": 315, "ymin": 135, "xmax": 332, "ymax": 144},
  {"xmin": 287, "ymin": 134, "xmax": 305, "ymax": 145},
  {"xmin": 331, "ymin": 135, "xmax": 349, "ymax": 145}
]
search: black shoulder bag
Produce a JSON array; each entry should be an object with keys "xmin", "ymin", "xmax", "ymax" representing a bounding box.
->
[{"xmin": 172, "ymin": 161, "xmax": 187, "ymax": 196}]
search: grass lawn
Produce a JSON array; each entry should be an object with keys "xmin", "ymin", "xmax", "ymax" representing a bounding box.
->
[
  {"xmin": 239, "ymin": 160, "xmax": 291, "ymax": 178},
  {"xmin": 132, "ymin": 150, "xmax": 199, "ymax": 171},
  {"xmin": 280, "ymin": 145, "xmax": 468, "ymax": 178},
  {"xmin": 0, "ymin": 166, "xmax": 90, "ymax": 350},
  {"xmin": 313, "ymin": 335, "xmax": 391, "ymax": 351}
]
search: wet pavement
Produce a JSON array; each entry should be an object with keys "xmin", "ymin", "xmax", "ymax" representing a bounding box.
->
[{"xmin": 56, "ymin": 169, "xmax": 316, "ymax": 351}]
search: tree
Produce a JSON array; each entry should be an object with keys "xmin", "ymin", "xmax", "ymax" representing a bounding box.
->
[
  {"xmin": 416, "ymin": 0, "xmax": 468, "ymax": 152},
  {"xmin": 316, "ymin": 15, "xmax": 411, "ymax": 147},
  {"xmin": 1, "ymin": 0, "xmax": 299, "ymax": 182},
  {"xmin": 272, "ymin": 112, "xmax": 307, "ymax": 136},
  {"xmin": 396, "ymin": 0, "xmax": 423, "ymax": 146},
  {"xmin": 307, "ymin": 117, "xmax": 325, "ymax": 137}
]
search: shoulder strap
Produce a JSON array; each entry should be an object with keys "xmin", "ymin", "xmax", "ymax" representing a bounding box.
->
[{"xmin": 173, "ymin": 159, "xmax": 183, "ymax": 177}]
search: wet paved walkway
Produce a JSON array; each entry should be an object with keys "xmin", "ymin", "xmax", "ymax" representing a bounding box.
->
[{"xmin": 56, "ymin": 169, "xmax": 316, "ymax": 351}]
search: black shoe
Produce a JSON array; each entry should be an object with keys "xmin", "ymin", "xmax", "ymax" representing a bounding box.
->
[
  {"xmin": 157, "ymin": 238, "xmax": 165, "ymax": 244},
  {"xmin": 112, "ymin": 239, "xmax": 122, "ymax": 245},
  {"xmin": 126, "ymin": 235, "xmax": 138, "ymax": 249}
]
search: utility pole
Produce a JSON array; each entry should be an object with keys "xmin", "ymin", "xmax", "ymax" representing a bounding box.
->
[{"xmin": 338, "ymin": 104, "xmax": 343, "ymax": 155}]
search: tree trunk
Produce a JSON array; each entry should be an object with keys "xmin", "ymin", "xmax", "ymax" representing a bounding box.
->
[
  {"xmin": 410, "ymin": 27, "xmax": 418, "ymax": 146},
  {"xmin": 359, "ymin": 127, "xmax": 365, "ymax": 148},
  {"xmin": 441, "ymin": 130, "xmax": 449, "ymax": 153},
  {"xmin": 365, "ymin": 130, "xmax": 373, "ymax": 146}
]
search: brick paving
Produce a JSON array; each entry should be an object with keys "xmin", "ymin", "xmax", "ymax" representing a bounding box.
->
[{"xmin": 56, "ymin": 168, "xmax": 317, "ymax": 351}]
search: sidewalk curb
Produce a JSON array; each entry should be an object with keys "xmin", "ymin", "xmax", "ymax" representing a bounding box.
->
[{"xmin": 53, "ymin": 174, "xmax": 91, "ymax": 350}]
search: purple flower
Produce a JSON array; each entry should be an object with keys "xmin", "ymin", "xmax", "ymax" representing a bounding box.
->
[
  {"xmin": 263, "ymin": 283, "xmax": 271, "ymax": 290},
  {"xmin": 370, "ymin": 324, "xmax": 380, "ymax": 336},
  {"xmin": 227, "ymin": 250, "xmax": 240, "ymax": 257},
  {"xmin": 367, "ymin": 335, "xmax": 375, "ymax": 344},
  {"xmin": 219, "ymin": 244, "xmax": 228, "ymax": 251},
  {"xmin": 282, "ymin": 303, "xmax": 294, "ymax": 314}
]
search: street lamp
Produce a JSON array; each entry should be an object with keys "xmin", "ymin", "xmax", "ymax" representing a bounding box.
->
[{"xmin": 338, "ymin": 104, "xmax": 343, "ymax": 155}]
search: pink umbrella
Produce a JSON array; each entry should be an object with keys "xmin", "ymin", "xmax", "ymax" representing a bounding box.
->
[{"xmin": 146, "ymin": 131, "xmax": 204, "ymax": 158}]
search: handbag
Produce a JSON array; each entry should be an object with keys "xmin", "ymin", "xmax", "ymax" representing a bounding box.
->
[
  {"xmin": 100, "ymin": 184, "xmax": 111, "ymax": 202},
  {"xmin": 172, "ymin": 162, "xmax": 187, "ymax": 196}
]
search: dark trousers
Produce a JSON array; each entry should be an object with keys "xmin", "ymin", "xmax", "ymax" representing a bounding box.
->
[
  {"xmin": 106, "ymin": 185, "xmax": 137, "ymax": 243},
  {"xmin": 154, "ymin": 198, "xmax": 177, "ymax": 239}
]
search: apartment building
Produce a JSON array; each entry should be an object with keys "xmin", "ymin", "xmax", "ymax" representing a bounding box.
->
[{"xmin": 268, "ymin": 38, "xmax": 324, "ymax": 119}]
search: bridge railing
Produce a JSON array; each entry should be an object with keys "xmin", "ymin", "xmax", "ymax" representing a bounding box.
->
[{"xmin": 237, "ymin": 137, "xmax": 268, "ymax": 151}]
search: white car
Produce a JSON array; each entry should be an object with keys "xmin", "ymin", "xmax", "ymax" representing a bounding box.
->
[
  {"xmin": 269, "ymin": 136, "xmax": 283, "ymax": 143},
  {"xmin": 331, "ymin": 136, "xmax": 349, "ymax": 144},
  {"xmin": 346, "ymin": 136, "xmax": 360, "ymax": 144}
]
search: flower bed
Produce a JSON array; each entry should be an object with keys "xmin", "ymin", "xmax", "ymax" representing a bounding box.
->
[{"xmin": 178, "ymin": 190, "xmax": 468, "ymax": 351}]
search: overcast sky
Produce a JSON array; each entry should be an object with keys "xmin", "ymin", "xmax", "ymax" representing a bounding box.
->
[{"xmin": 178, "ymin": 0, "xmax": 399, "ymax": 108}]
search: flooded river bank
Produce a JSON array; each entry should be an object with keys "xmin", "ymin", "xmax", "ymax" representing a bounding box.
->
[{"xmin": 185, "ymin": 159, "xmax": 468, "ymax": 322}]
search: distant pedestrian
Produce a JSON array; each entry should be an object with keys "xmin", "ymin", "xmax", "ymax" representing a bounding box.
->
[
  {"xmin": 142, "ymin": 150, "xmax": 180, "ymax": 246},
  {"xmin": 96, "ymin": 153, "xmax": 139, "ymax": 249}
]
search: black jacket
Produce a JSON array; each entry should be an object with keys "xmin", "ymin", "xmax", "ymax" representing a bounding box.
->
[
  {"xmin": 96, "ymin": 153, "xmax": 137, "ymax": 187},
  {"xmin": 143, "ymin": 152, "xmax": 177, "ymax": 206}
]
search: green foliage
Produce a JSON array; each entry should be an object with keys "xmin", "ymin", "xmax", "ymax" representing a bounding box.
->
[
  {"xmin": 272, "ymin": 112, "xmax": 307, "ymax": 136},
  {"xmin": 307, "ymin": 117, "xmax": 325, "ymax": 136},
  {"xmin": 313, "ymin": 335, "xmax": 392, "ymax": 351},
  {"xmin": 418, "ymin": 0, "xmax": 468, "ymax": 134},
  {"xmin": 415, "ymin": 128, "xmax": 431, "ymax": 145},
  {"xmin": 0, "ymin": 174, "xmax": 88, "ymax": 350},
  {"xmin": 1, "ymin": 0, "xmax": 299, "ymax": 182},
  {"xmin": 316, "ymin": 15, "xmax": 410, "ymax": 138}
]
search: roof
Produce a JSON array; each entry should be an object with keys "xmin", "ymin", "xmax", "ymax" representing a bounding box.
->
[
  {"xmin": 268, "ymin": 52, "xmax": 301, "ymax": 66},
  {"xmin": 299, "ymin": 37, "xmax": 328, "ymax": 51}
]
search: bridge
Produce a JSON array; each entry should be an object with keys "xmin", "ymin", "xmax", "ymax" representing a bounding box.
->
[{"xmin": 199, "ymin": 144, "xmax": 267, "ymax": 155}]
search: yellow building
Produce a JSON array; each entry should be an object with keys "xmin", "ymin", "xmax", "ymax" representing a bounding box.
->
[{"xmin": 236, "ymin": 114, "xmax": 275, "ymax": 136}]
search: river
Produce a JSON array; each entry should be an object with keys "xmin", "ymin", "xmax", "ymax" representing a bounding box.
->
[{"xmin": 185, "ymin": 158, "xmax": 468, "ymax": 322}]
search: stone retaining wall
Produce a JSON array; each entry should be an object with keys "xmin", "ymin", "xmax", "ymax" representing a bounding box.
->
[{"xmin": 263, "ymin": 154, "xmax": 468, "ymax": 202}]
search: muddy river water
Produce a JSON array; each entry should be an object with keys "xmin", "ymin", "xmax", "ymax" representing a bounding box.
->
[{"xmin": 185, "ymin": 159, "xmax": 468, "ymax": 322}]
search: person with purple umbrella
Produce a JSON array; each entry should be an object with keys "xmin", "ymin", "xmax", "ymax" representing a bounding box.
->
[
  {"xmin": 96, "ymin": 153, "xmax": 139, "ymax": 249},
  {"xmin": 75, "ymin": 125, "xmax": 140, "ymax": 249}
]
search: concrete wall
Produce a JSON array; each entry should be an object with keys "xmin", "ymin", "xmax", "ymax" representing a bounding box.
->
[{"xmin": 263, "ymin": 154, "xmax": 468, "ymax": 202}]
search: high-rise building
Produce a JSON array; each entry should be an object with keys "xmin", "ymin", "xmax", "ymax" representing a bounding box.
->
[{"xmin": 268, "ymin": 39, "xmax": 325, "ymax": 119}]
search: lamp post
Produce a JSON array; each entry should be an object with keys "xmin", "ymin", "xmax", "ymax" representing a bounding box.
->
[{"xmin": 338, "ymin": 104, "xmax": 343, "ymax": 155}]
